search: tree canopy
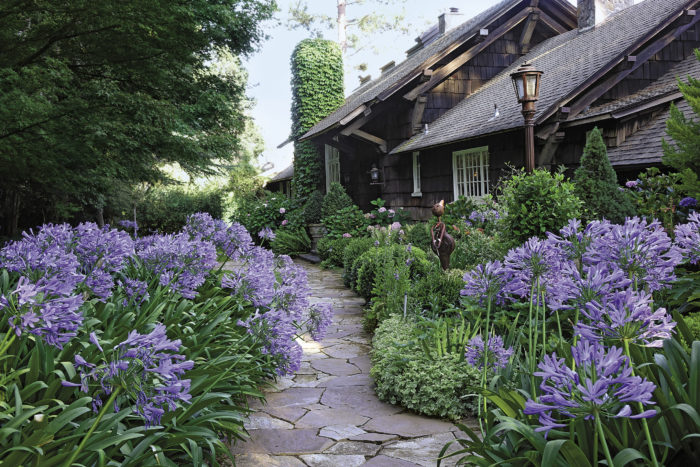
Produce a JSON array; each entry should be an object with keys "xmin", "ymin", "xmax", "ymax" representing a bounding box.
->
[{"xmin": 0, "ymin": 0, "xmax": 275, "ymax": 235}]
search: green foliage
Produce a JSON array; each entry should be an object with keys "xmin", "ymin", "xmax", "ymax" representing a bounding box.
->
[
  {"xmin": 440, "ymin": 196, "xmax": 483, "ymax": 234},
  {"xmin": 574, "ymin": 127, "xmax": 635, "ymax": 223},
  {"xmin": 322, "ymin": 182, "xmax": 354, "ymax": 219},
  {"xmin": 303, "ymin": 190, "xmax": 324, "ymax": 225},
  {"xmin": 410, "ymin": 267, "xmax": 466, "ymax": 315},
  {"xmin": 499, "ymin": 168, "xmax": 582, "ymax": 247},
  {"xmin": 404, "ymin": 222, "xmax": 432, "ymax": 252},
  {"xmin": 624, "ymin": 168, "xmax": 685, "ymax": 232},
  {"xmin": 290, "ymin": 39, "xmax": 344, "ymax": 197},
  {"xmin": 271, "ymin": 228, "xmax": 311, "ymax": 256},
  {"xmin": 137, "ymin": 185, "xmax": 224, "ymax": 234},
  {"xmin": 317, "ymin": 236, "xmax": 352, "ymax": 268},
  {"xmin": 0, "ymin": 1, "xmax": 275, "ymax": 235},
  {"xmin": 371, "ymin": 316, "xmax": 481, "ymax": 420},
  {"xmin": 685, "ymin": 312, "xmax": 700, "ymax": 340},
  {"xmin": 231, "ymin": 192, "xmax": 292, "ymax": 238},
  {"xmin": 368, "ymin": 198, "xmax": 411, "ymax": 227},
  {"xmin": 342, "ymin": 237, "xmax": 375, "ymax": 288},
  {"xmin": 413, "ymin": 313, "xmax": 476, "ymax": 360},
  {"xmin": 322, "ymin": 205, "xmax": 369, "ymax": 239},
  {"xmin": 451, "ymin": 230, "xmax": 505, "ymax": 271},
  {"xmin": 353, "ymin": 244, "xmax": 431, "ymax": 301},
  {"xmin": 663, "ymin": 50, "xmax": 700, "ymax": 199}
]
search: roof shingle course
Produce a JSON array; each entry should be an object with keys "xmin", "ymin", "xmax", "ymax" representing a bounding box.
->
[{"xmin": 392, "ymin": 0, "xmax": 694, "ymax": 154}]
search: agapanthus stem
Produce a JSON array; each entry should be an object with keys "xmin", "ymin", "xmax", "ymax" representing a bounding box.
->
[
  {"xmin": 539, "ymin": 282, "xmax": 546, "ymax": 361},
  {"xmin": 622, "ymin": 339, "xmax": 659, "ymax": 467},
  {"xmin": 63, "ymin": 388, "xmax": 121, "ymax": 467},
  {"xmin": 481, "ymin": 300, "xmax": 492, "ymax": 415},
  {"xmin": 0, "ymin": 329, "xmax": 16, "ymax": 357},
  {"xmin": 527, "ymin": 283, "xmax": 536, "ymax": 395},
  {"xmin": 595, "ymin": 415, "xmax": 614, "ymax": 467}
]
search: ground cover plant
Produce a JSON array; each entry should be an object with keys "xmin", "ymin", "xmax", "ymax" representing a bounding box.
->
[{"xmin": 0, "ymin": 212, "xmax": 332, "ymax": 465}]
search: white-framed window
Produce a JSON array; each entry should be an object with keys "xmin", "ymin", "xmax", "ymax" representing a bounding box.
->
[
  {"xmin": 325, "ymin": 144, "xmax": 340, "ymax": 193},
  {"xmin": 412, "ymin": 151, "xmax": 422, "ymax": 197},
  {"xmin": 452, "ymin": 146, "xmax": 489, "ymax": 200}
]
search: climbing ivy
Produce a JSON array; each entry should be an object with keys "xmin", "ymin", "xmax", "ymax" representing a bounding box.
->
[{"xmin": 290, "ymin": 39, "xmax": 344, "ymax": 198}]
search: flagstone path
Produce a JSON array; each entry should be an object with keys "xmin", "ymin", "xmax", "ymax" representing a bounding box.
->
[{"xmin": 231, "ymin": 260, "xmax": 473, "ymax": 467}]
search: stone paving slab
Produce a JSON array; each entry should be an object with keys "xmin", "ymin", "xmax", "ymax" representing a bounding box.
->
[{"xmin": 230, "ymin": 260, "xmax": 471, "ymax": 466}]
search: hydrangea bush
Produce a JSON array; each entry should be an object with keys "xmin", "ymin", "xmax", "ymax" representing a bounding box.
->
[{"xmin": 0, "ymin": 213, "xmax": 332, "ymax": 465}]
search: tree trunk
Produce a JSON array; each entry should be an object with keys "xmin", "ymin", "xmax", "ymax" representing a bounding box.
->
[
  {"xmin": 2, "ymin": 190, "xmax": 21, "ymax": 238},
  {"xmin": 95, "ymin": 206, "xmax": 105, "ymax": 228},
  {"xmin": 337, "ymin": 0, "xmax": 347, "ymax": 54}
]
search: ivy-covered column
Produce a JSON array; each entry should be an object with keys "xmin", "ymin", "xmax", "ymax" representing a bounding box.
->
[{"xmin": 290, "ymin": 39, "xmax": 344, "ymax": 198}]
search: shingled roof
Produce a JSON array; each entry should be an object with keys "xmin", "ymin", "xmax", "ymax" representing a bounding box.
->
[
  {"xmin": 608, "ymin": 99, "xmax": 692, "ymax": 165},
  {"xmin": 301, "ymin": 0, "xmax": 553, "ymax": 141},
  {"xmin": 392, "ymin": 0, "xmax": 696, "ymax": 154},
  {"xmin": 574, "ymin": 54, "xmax": 700, "ymax": 120},
  {"xmin": 267, "ymin": 163, "xmax": 294, "ymax": 183}
]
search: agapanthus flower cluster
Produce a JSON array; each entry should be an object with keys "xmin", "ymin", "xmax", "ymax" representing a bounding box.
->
[
  {"xmin": 585, "ymin": 217, "xmax": 680, "ymax": 292},
  {"xmin": 464, "ymin": 209, "xmax": 500, "ymax": 227},
  {"xmin": 72, "ymin": 223, "xmax": 134, "ymax": 300},
  {"xmin": 224, "ymin": 248, "xmax": 332, "ymax": 375},
  {"xmin": 135, "ymin": 233, "xmax": 217, "ymax": 299},
  {"xmin": 547, "ymin": 262, "xmax": 631, "ymax": 312},
  {"xmin": 184, "ymin": 212, "xmax": 252, "ymax": 260},
  {"xmin": 524, "ymin": 339, "xmax": 656, "ymax": 437},
  {"xmin": 119, "ymin": 278, "xmax": 150, "ymax": 307},
  {"xmin": 119, "ymin": 220, "xmax": 138, "ymax": 233},
  {"xmin": 0, "ymin": 223, "xmax": 83, "ymax": 293},
  {"xmin": 0, "ymin": 276, "xmax": 83, "ymax": 348},
  {"xmin": 674, "ymin": 212, "xmax": 700, "ymax": 264},
  {"xmin": 306, "ymin": 302, "xmax": 333, "ymax": 340},
  {"xmin": 461, "ymin": 260, "xmax": 506, "ymax": 305},
  {"xmin": 576, "ymin": 289, "xmax": 675, "ymax": 347},
  {"xmin": 258, "ymin": 227, "xmax": 275, "ymax": 241},
  {"xmin": 64, "ymin": 324, "xmax": 193, "ymax": 427},
  {"xmin": 465, "ymin": 334, "xmax": 513, "ymax": 370},
  {"xmin": 501, "ymin": 237, "xmax": 564, "ymax": 299},
  {"xmin": 679, "ymin": 196, "xmax": 697, "ymax": 208}
]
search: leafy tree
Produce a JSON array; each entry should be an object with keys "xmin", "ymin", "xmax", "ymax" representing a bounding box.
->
[
  {"xmin": 663, "ymin": 50, "xmax": 700, "ymax": 199},
  {"xmin": 0, "ymin": 0, "xmax": 275, "ymax": 235},
  {"xmin": 287, "ymin": 0, "xmax": 410, "ymax": 65},
  {"xmin": 574, "ymin": 127, "xmax": 635, "ymax": 223}
]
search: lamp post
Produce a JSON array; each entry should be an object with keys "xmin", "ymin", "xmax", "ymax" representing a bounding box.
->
[{"xmin": 510, "ymin": 62, "xmax": 543, "ymax": 172}]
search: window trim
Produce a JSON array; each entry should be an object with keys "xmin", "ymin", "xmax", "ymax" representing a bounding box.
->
[
  {"xmin": 452, "ymin": 146, "xmax": 489, "ymax": 200},
  {"xmin": 412, "ymin": 151, "xmax": 422, "ymax": 197},
  {"xmin": 324, "ymin": 144, "xmax": 341, "ymax": 193}
]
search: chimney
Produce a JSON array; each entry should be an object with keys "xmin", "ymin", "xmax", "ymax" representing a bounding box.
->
[
  {"xmin": 577, "ymin": 0, "xmax": 634, "ymax": 31},
  {"xmin": 438, "ymin": 7, "xmax": 463, "ymax": 34}
]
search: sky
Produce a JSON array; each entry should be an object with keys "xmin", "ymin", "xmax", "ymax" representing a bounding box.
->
[{"xmin": 243, "ymin": 0, "xmax": 584, "ymax": 178}]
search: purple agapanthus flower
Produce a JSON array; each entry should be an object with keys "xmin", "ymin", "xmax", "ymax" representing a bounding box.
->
[
  {"xmin": 0, "ymin": 276, "xmax": 84, "ymax": 348},
  {"xmin": 461, "ymin": 260, "xmax": 506, "ymax": 305},
  {"xmin": 501, "ymin": 237, "xmax": 565, "ymax": 299},
  {"xmin": 307, "ymin": 302, "xmax": 334, "ymax": 340},
  {"xmin": 119, "ymin": 278, "xmax": 150, "ymax": 307},
  {"xmin": 135, "ymin": 233, "xmax": 217, "ymax": 299},
  {"xmin": 465, "ymin": 334, "xmax": 513, "ymax": 371},
  {"xmin": 63, "ymin": 324, "xmax": 193, "ymax": 427},
  {"xmin": 119, "ymin": 220, "xmax": 138, "ymax": 232},
  {"xmin": 625, "ymin": 180, "xmax": 638, "ymax": 188},
  {"xmin": 674, "ymin": 212, "xmax": 700, "ymax": 264},
  {"xmin": 585, "ymin": 217, "xmax": 681, "ymax": 292},
  {"xmin": 524, "ymin": 339, "xmax": 656, "ymax": 437},
  {"xmin": 576, "ymin": 289, "xmax": 675, "ymax": 348},
  {"xmin": 547, "ymin": 262, "xmax": 632, "ymax": 312},
  {"xmin": 258, "ymin": 227, "xmax": 276, "ymax": 241},
  {"xmin": 679, "ymin": 197, "xmax": 697, "ymax": 208}
]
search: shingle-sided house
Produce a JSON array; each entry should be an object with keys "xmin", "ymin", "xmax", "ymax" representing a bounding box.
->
[
  {"xmin": 301, "ymin": 0, "xmax": 700, "ymax": 219},
  {"xmin": 298, "ymin": 0, "xmax": 579, "ymax": 211}
]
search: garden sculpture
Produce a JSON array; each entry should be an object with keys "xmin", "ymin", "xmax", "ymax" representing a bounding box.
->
[{"xmin": 430, "ymin": 200, "xmax": 455, "ymax": 270}]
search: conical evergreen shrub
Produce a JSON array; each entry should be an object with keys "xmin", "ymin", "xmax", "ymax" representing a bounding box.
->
[{"xmin": 574, "ymin": 127, "xmax": 635, "ymax": 223}]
